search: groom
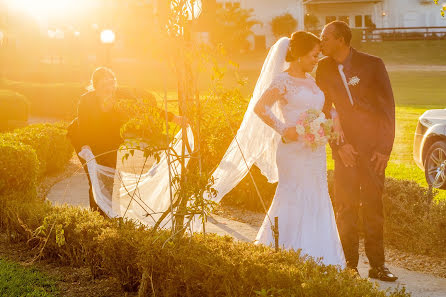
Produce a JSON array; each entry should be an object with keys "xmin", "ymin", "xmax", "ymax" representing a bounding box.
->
[{"xmin": 316, "ymin": 21, "xmax": 397, "ymax": 281}]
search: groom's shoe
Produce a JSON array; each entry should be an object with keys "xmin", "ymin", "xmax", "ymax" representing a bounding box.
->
[{"xmin": 368, "ymin": 265, "xmax": 398, "ymax": 282}]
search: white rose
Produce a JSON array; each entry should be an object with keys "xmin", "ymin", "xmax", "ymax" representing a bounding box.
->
[
  {"xmin": 296, "ymin": 125, "xmax": 305, "ymax": 135},
  {"xmin": 310, "ymin": 122, "xmax": 320, "ymax": 134}
]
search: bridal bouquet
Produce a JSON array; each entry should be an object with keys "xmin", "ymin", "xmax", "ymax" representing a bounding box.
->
[{"xmin": 295, "ymin": 109, "xmax": 335, "ymax": 150}]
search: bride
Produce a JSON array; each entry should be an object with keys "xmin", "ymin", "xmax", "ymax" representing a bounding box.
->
[
  {"xmin": 83, "ymin": 30, "xmax": 346, "ymax": 268},
  {"xmin": 250, "ymin": 31, "xmax": 345, "ymax": 267}
]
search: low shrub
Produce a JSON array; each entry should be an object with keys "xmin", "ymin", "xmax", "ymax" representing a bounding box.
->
[
  {"xmin": 0, "ymin": 140, "xmax": 38, "ymax": 199},
  {"xmin": 1, "ymin": 123, "xmax": 73, "ymax": 177},
  {"xmin": 0, "ymin": 80, "xmax": 84, "ymax": 119},
  {"xmin": 2, "ymin": 201, "xmax": 409, "ymax": 297},
  {"xmin": 37, "ymin": 206, "xmax": 112, "ymax": 274},
  {"xmin": 0, "ymin": 80, "xmax": 160, "ymax": 119},
  {"xmin": 0, "ymin": 89, "xmax": 30, "ymax": 131},
  {"xmin": 382, "ymin": 178, "xmax": 446, "ymax": 257}
]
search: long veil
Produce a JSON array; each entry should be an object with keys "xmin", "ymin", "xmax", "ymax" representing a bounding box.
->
[
  {"xmin": 204, "ymin": 37, "xmax": 290, "ymax": 203},
  {"xmin": 77, "ymin": 37, "xmax": 290, "ymax": 232}
]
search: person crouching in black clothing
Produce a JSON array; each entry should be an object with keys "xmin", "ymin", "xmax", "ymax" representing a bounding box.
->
[{"xmin": 68, "ymin": 67, "xmax": 186, "ymax": 214}]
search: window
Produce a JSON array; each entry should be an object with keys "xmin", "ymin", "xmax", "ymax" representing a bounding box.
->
[
  {"xmin": 325, "ymin": 16, "xmax": 337, "ymax": 24},
  {"xmin": 355, "ymin": 15, "xmax": 363, "ymax": 27},
  {"xmin": 339, "ymin": 16, "xmax": 350, "ymax": 25},
  {"xmin": 233, "ymin": 2, "xmax": 240, "ymax": 9},
  {"xmin": 216, "ymin": 3, "xmax": 223, "ymax": 9},
  {"xmin": 225, "ymin": 3, "xmax": 233, "ymax": 9}
]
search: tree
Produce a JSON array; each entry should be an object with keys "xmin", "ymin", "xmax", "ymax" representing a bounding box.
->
[
  {"xmin": 304, "ymin": 14, "xmax": 319, "ymax": 31},
  {"xmin": 271, "ymin": 13, "xmax": 297, "ymax": 39},
  {"xmin": 209, "ymin": 6, "xmax": 258, "ymax": 53}
]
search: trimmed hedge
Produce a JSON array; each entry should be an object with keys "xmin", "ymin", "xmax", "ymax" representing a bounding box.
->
[
  {"xmin": 0, "ymin": 202, "xmax": 410, "ymax": 297},
  {"xmin": 0, "ymin": 140, "xmax": 38, "ymax": 199},
  {"xmin": 0, "ymin": 80, "xmax": 159, "ymax": 119},
  {"xmin": 0, "ymin": 89, "xmax": 30, "ymax": 131},
  {"xmin": 0, "ymin": 80, "xmax": 84, "ymax": 119},
  {"xmin": 1, "ymin": 123, "xmax": 73, "ymax": 177},
  {"xmin": 0, "ymin": 123, "xmax": 73, "ymax": 207}
]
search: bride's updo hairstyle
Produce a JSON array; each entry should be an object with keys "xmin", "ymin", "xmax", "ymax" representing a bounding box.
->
[{"xmin": 285, "ymin": 31, "xmax": 321, "ymax": 62}]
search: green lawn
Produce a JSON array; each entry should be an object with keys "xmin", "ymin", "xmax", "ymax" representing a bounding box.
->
[
  {"xmin": 360, "ymin": 40, "xmax": 446, "ymax": 65},
  {"xmin": 326, "ymin": 106, "xmax": 436, "ymax": 185},
  {"xmin": 325, "ymin": 71, "xmax": 446, "ymax": 200},
  {"xmin": 159, "ymin": 70, "xmax": 446, "ymax": 199},
  {"xmin": 0, "ymin": 258, "xmax": 58, "ymax": 297}
]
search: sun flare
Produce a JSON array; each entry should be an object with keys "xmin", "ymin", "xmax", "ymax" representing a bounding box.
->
[{"xmin": 7, "ymin": 0, "xmax": 83, "ymax": 20}]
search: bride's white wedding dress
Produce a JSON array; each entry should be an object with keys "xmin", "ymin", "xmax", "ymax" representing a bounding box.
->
[
  {"xmin": 77, "ymin": 37, "xmax": 344, "ymax": 269},
  {"xmin": 255, "ymin": 72, "xmax": 346, "ymax": 268}
]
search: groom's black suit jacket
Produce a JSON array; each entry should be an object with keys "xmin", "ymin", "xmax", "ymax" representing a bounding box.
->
[{"xmin": 317, "ymin": 48, "xmax": 395, "ymax": 156}]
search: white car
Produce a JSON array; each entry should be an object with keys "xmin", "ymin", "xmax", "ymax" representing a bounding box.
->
[{"xmin": 413, "ymin": 109, "xmax": 446, "ymax": 189}]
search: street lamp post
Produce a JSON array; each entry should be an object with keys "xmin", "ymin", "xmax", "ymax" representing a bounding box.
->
[{"xmin": 100, "ymin": 29, "xmax": 115, "ymax": 67}]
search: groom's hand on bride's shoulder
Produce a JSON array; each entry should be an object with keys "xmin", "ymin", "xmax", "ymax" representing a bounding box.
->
[
  {"xmin": 371, "ymin": 152, "xmax": 390, "ymax": 175},
  {"xmin": 338, "ymin": 144, "xmax": 358, "ymax": 168}
]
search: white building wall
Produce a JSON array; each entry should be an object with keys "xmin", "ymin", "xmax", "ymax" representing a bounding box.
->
[
  {"xmin": 305, "ymin": 2, "xmax": 378, "ymax": 29},
  {"xmin": 382, "ymin": 0, "xmax": 446, "ymax": 28},
  {"xmin": 304, "ymin": 0, "xmax": 446, "ymax": 30}
]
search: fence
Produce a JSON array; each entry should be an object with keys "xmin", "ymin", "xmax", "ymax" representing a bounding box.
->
[{"xmin": 358, "ymin": 26, "xmax": 446, "ymax": 41}]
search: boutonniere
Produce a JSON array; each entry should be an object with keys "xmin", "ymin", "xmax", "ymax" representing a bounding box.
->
[{"xmin": 348, "ymin": 76, "xmax": 360, "ymax": 86}]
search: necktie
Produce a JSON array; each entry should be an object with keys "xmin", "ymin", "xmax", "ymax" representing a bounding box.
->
[{"xmin": 338, "ymin": 64, "xmax": 354, "ymax": 106}]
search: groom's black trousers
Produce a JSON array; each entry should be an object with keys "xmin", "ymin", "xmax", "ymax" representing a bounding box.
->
[{"xmin": 334, "ymin": 152, "xmax": 385, "ymax": 268}]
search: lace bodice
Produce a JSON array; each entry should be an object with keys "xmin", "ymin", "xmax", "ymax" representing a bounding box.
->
[{"xmin": 269, "ymin": 72, "xmax": 325, "ymax": 128}]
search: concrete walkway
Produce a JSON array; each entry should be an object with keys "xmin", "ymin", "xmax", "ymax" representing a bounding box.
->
[{"xmin": 46, "ymin": 169, "xmax": 446, "ymax": 297}]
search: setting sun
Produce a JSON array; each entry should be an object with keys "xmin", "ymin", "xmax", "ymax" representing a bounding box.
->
[{"xmin": 6, "ymin": 0, "xmax": 88, "ymax": 20}]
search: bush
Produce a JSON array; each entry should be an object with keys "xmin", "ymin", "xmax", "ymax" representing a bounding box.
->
[
  {"xmin": 0, "ymin": 89, "xmax": 30, "ymax": 131},
  {"xmin": 0, "ymin": 80, "xmax": 84, "ymax": 119},
  {"xmin": 382, "ymin": 178, "xmax": 446, "ymax": 258},
  {"xmin": 271, "ymin": 13, "xmax": 298, "ymax": 39},
  {"xmin": 0, "ymin": 80, "xmax": 159, "ymax": 120},
  {"xmin": 0, "ymin": 140, "xmax": 38, "ymax": 199},
  {"xmin": 1, "ymin": 123, "xmax": 73, "ymax": 177},
  {"xmin": 0, "ymin": 201, "xmax": 409, "ymax": 297},
  {"xmin": 37, "ymin": 206, "xmax": 112, "ymax": 274}
]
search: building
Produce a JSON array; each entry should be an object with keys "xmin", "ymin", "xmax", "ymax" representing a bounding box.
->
[
  {"xmin": 304, "ymin": 0, "xmax": 446, "ymax": 30},
  {"xmin": 216, "ymin": 0, "xmax": 446, "ymax": 48}
]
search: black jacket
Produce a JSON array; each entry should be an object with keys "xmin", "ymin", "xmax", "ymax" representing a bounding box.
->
[{"xmin": 317, "ymin": 48, "xmax": 395, "ymax": 155}]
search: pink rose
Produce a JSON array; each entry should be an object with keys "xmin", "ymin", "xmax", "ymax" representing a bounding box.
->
[
  {"xmin": 318, "ymin": 127, "xmax": 325, "ymax": 137},
  {"xmin": 305, "ymin": 134, "xmax": 315, "ymax": 143},
  {"xmin": 297, "ymin": 119, "xmax": 304, "ymax": 126}
]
